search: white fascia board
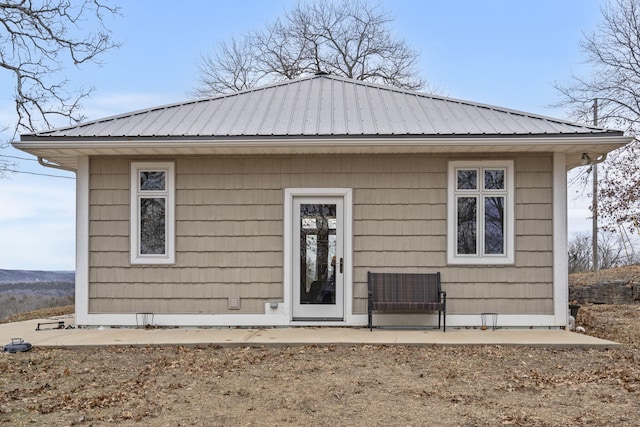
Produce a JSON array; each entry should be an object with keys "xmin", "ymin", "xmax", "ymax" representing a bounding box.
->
[{"xmin": 13, "ymin": 135, "xmax": 632, "ymax": 151}]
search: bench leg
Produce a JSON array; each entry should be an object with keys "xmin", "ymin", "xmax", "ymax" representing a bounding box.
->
[
  {"xmin": 443, "ymin": 310, "xmax": 446, "ymax": 332},
  {"xmin": 367, "ymin": 287, "xmax": 373, "ymax": 331},
  {"xmin": 442, "ymin": 292, "xmax": 447, "ymax": 332},
  {"xmin": 437, "ymin": 310, "xmax": 446, "ymax": 332}
]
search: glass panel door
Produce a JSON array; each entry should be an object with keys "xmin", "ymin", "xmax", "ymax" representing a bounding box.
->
[{"xmin": 293, "ymin": 197, "xmax": 344, "ymax": 320}]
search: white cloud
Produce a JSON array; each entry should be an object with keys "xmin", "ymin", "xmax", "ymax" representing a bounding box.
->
[{"xmin": 0, "ymin": 174, "xmax": 75, "ymax": 270}]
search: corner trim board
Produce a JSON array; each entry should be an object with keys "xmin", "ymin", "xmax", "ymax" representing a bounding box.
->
[{"xmin": 75, "ymin": 156, "xmax": 90, "ymax": 326}]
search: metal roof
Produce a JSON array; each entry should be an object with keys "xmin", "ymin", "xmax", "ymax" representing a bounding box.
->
[
  {"xmin": 22, "ymin": 74, "xmax": 621, "ymax": 140},
  {"xmin": 15, "ymin": 74, "xmax": 631, "ymax": 171}
]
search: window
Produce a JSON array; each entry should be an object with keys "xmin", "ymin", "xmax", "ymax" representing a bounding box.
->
[
  {"xmin": 447, "ymin": 161, "xmax": 514, "ymax": 265},
  {"xmin": 130, "ymin": 162, "xmax": 175, "ymax": 264}
]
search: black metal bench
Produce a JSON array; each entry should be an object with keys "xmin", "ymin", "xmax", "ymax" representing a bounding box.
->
[{"xmin": 368, "ymin": 272, "xmax": 446, "ymax": 331}]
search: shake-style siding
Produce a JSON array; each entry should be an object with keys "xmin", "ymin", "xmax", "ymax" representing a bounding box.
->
[
  {"xmin": 88, "ymin": 154, "xmax": 554, "ymax": 316},
  {"xmin": 15, "ymin": 74, "xmax": 630, "ymax": 328}
]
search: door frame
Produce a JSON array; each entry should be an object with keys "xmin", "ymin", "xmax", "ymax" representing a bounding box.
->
[
  {"xmin": 292, "ymin": 196, "xmax": 344, "ymax": 320},
  {"xmin": 284, "ymin": 188, "xmax": 353, "ymax": 325}
]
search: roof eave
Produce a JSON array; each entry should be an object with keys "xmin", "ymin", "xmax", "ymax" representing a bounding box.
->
[
  {"xmin": 13, "ymin": 134, "xmax": 632, "ymax": 172},
  {"xmin": 14, "ymin": 134, "xmax": 631, "ymax": 150}
]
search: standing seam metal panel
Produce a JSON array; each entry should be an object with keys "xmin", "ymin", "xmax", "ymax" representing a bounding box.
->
[{"xmin": 31, "ymin": 74, "xmax": 614, "ymax": 138}]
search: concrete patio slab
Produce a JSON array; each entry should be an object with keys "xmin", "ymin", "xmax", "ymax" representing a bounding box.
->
[{"xmin": 0, "ymin": 314, "xmax": 620, "ymax": 349}]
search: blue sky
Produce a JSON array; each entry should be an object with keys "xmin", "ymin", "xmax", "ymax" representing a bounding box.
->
[{"xmin": 0, "ymin": 0, "xmax": 607, "ymax": 270}]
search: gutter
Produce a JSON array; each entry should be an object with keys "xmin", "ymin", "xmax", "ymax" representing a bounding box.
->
[
  {"xmin": 15, "ymin": 134, "xmax": 634, "ymax": 150},
  {"xmin": 580, "ymin": 152, "xmax": 608, "ymax": 166},
  {"xmin": 594, "ymin": 153, "xmax": 608, "ymax": 164}
]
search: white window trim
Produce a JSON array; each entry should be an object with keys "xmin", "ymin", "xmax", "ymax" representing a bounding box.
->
[
  {"xmin": 130, "ymin": 161, "xmax": 175, "ymax": 265},
  {"xmin": 447, "ymin": 160, "xmax": 514, "ymax": 265}
]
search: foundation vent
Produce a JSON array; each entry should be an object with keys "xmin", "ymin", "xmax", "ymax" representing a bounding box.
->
[{"xmin": 228, "ymin": 296, "xmax": 240, "ymax": 310}]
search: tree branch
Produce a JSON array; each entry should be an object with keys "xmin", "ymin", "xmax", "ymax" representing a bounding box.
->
[
  {"xmin": 1, "ymin": 0, "xmax": 121, "ymax": 136},
  {"xmin": 194, "ymin": 0, "xmax": 427, "ymax": 96}
]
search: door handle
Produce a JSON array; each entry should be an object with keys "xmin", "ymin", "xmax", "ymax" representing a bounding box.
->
[{"xmin": 340, "ymin": 257, "xmax": 344, "ymax": 273}]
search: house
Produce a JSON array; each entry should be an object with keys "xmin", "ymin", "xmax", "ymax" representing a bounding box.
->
[{"xmin": 13, "ymin": 74, "xmax": 631, "ymax": 329}]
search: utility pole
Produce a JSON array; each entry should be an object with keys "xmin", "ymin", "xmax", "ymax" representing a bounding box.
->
[{"xmin": 592, "ymin": 99, "xmax": 599, "ymax": 271}]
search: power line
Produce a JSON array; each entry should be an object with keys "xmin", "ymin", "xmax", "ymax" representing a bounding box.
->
[
  {"xmin": 2, "ymin": 155, "xmax": 38, "ymax": 162},
  {"xmin": 5, "ymin": 169, "xmax": 75, "ymax": 179}
]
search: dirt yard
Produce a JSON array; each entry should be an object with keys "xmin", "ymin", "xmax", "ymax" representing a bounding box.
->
[{"xmin": 0, "ymin": 303, "xmax": 637, "ymax": 427}]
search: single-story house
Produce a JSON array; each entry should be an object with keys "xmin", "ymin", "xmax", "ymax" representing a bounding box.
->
[{"xmin": 13, "ymin": 74, "xmax": 631, "ymax": 329}]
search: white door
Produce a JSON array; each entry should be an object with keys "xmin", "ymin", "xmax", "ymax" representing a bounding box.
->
[{"xmin": 292, "ymin": 197, "xmax": 344, "ymax": 320}]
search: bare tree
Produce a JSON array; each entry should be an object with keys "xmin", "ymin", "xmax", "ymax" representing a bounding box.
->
[
  {"xmin": 0, "ymin": 0, "xmax": 120, "ymax": 175},
  {"xmin": 569, "ymin": 233, "xmax": 592, "ymax": 273},
  {"xmin": 193, "ymin": 0, "xmax": 426, "ymax": 97},
  {"xmin": 568, "ymin": 230, "xmax": 635, "ymax": 273},
  {"xmin": 555, "ymin": 0, "xmax": 640, "ymax": 236},
  {"xmin": 195, "ymin": 36, "xmax": 265, "ymax": 95},
  {"xmin": 598, "ymin": 230, "xmax": 626, "ymax": 269}
]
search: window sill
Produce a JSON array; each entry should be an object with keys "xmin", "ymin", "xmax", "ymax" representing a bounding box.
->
[
  {"xmin": 130, "ymin": 256, "xmax": 175, "ymax": 265},
  {"xmin": 447, "ymin": 256, "xmax": 514, "ymax": 266}
]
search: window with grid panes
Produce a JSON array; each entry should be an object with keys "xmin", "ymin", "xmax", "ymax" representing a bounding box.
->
[{"xmin": 447, "ymin": 161, "xmax": 514, "ymax": 265}]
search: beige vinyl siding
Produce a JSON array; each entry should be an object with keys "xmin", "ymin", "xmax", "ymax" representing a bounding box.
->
[
  {"xmin": 89, "ymin": 156, "xmax": 285, "ymax": 314},
  {"xmin": 88, "ymin": 154, "xmax": 554, "ymax": 317},
  {"xmin": 351, "ymin": 155, "xmax": 554, "ymax": 315},
  {"xmin": 438, "ymin": 156, "xmax": 554, "ymax": 315}
]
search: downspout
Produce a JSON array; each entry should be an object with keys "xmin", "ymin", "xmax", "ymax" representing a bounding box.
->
[{"xmin": 38, "ymin": 156, "xmax": 76, "ymax": 172}]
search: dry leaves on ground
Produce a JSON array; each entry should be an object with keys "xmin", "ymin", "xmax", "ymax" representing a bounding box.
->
[{"xmin": 1, "ymin": 304, "xmax": 640, "ymax": 426}]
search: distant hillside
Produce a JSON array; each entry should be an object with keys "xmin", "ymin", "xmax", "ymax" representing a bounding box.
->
[
  {"xmin": 0, "ymin": 281, "xmax": 74, "ymax": 296},
  {"xmin": 0, "ymin": 269, "xmax": 74, "ymax": 284},
  {"xmin": 0, "ymin": 269, "xmax": 75, "ymax": 322}
]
